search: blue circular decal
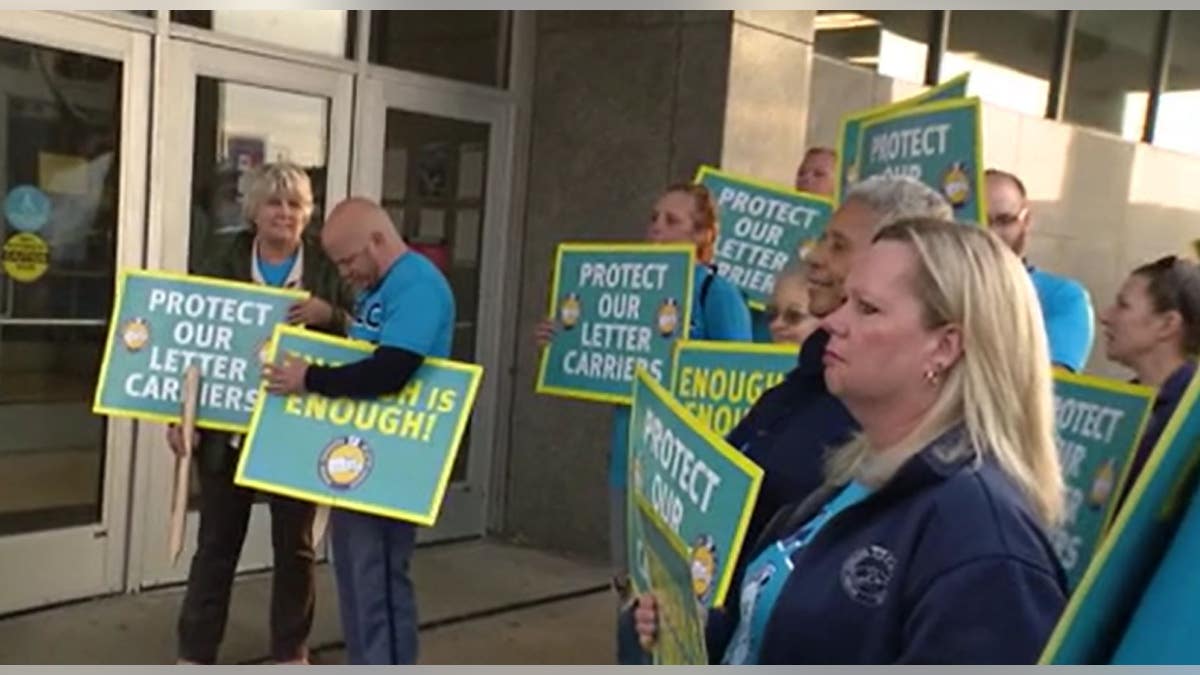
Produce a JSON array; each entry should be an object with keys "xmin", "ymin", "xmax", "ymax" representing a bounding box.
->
[{"xmin": 3, "ymin": 185, "xmax": 51, "ymax": 233}]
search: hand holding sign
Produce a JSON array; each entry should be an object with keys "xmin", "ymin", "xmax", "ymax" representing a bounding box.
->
[
  {"xmin": 263, "ymin": 353, "xmax": 309, "ymax": 396},
  {"xmin": 288, "ymin": 296, "xmax": 335, "ymax": 327}
]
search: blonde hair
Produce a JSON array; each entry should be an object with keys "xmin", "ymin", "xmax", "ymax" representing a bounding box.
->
[
  {"xmin": 825, "ymin": 218, "xmax": 1064, "ymax": 527},
  {"xmin": 242, "ymin": 161, "xmax": 315, "ymax": 227},
  {"xmin": 664, "ymin": 183, "xmax": 719, "ymax": 264}
]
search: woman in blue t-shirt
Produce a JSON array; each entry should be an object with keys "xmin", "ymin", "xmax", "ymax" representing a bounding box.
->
[{"xmin": 535, "ymin": 182, "xmax": 752, "ymax": 663}]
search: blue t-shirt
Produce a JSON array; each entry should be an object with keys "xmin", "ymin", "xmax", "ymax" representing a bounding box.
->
[
  {"xmin": 750, "ymin": 309, "xmax": 773, "ymax": 344},
  {"xmin": 348, "ymin": 250, "xmax": 455, "ymax": 359},
  {"xmin": 1029, "ymin": 267, "xmax": 1094, "ymax": 372},
  {"xmin": 257, "ymin": 251, "xmax": 298, "ymax": 287},
  {"xmin": 608, "ymin": 265, "xmax": 753, "ymax": 488},
  {"xmin": 722, "ymin": 481, "xmax": 872, "ymax": 665}
]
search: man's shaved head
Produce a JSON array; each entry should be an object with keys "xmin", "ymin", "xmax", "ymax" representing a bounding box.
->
[{"xmin": 321, "ymin": 196, "xmax": 406, "ymax": 289}]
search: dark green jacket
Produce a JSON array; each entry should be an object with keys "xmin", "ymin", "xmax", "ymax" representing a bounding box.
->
[{"xmin": 194, "ymin": 230, "xmax": 355, "ymax": 473}]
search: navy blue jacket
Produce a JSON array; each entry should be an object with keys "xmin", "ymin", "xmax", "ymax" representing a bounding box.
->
[
  {"xmin": 727, "ymin": 329, "xmax": 859, "ymax": 548},
  {"xmin": 1113, "ymin": 361, "xmax": 1197, "ymax": 516},
  {"xmin": 706, "ymin": 425, "xmax": 1068, "ymax": 664}
]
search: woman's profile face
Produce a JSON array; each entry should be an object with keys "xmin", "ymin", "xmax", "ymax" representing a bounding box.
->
[
  {"xmin": 820, "ymin": 240, "xmax": 945, "ymax": 405},
  {"xmin": 646, "ymin": 191, "xmax": 703, "ymax": 250},
  {"xmin": 1101, "ymin": 273, "xmax": 1167, "ymax": 367}
]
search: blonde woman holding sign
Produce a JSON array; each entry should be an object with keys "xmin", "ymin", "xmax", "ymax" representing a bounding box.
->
[
  {"xmin": 536, "ymin": 183, "xmax": 753, "ymax": 664},
  {"xmin": 165, "ymin": 162, "xmax": 352, "ymax": 665},
  {"xmin": 636, "ymin": 218, "xmax": 1067, "ymax": 663}
]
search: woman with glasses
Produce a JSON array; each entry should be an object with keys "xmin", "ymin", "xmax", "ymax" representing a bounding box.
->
[
  {"xmin": 1100, "ymin": 255, "xmax": 1200, "ymax": 511},
  {"xmin": 764, "ymin": 258, "xmax": 820, "ymax": 346}
]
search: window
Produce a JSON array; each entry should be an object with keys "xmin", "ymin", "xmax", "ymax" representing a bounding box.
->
[
  {"xmin": 1066, "ymin": 11, "xmax": 1159, "ymax": 140},
  {"xmin": 171, "ymin": 10, "xmax": 354, "ymax": 59},
  {"xmin": 369, "ymin": 11, "xmax": 510, "ymax": 88},
  {"xmin": 940, "ymin": 11, "xmax": 1058, "ymax": 118},
  {"xmin": 814, "ymin": 11, "xmax": 932, "ymax": 84},
  {"xmin": 1149, "ymin": 12, "xmax": 1200, "ymax": 155}
]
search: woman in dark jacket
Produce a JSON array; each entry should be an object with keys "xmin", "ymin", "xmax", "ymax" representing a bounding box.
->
[
  {"xmin": 636, "ymin": 219, "xmax": 1068, "ymax": 664},
  {"xmin": 167, "ymin": 162, "xmax": 353, "ymax": 665},
  {"xmin": 1099, "ymin": 255, "xmax": 1200, "ymax": 514}
]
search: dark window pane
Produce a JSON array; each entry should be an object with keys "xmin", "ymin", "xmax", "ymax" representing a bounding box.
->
[
  {"xmin": 941, "ymin": 10, "xmax": 1058, "ymax": 117},
  {"xmin": 369, "ymin": 11, "xmax": 510, "ymax": 88},
  {"xmin": 815, "ymin": 10, "xmax": 932, "ymax": 84},
  {"xmin": 1065, "ymin": 11, "xmax": 1159, "ymax": 140},
  {"xmin": 0, "ymin": 37, "xmax": 121, "ymax": 535}
]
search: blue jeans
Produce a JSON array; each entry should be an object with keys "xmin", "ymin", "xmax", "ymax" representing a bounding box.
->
[{"xmin": 331, "ymin": 509, "xmax": 418, "ymax": 664}]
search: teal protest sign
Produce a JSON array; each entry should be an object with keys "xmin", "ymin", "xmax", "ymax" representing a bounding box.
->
[
  {"xmin": 694, "ymin": 166, "xmax": 833, "ymax": 309},
  {"xmin": 536, "ymin": 243, "xmax": 695, "ymax": 405},
  {"xmin": 1041, "ymin": 368, "xmax": 1200, "ymax": 664},
  {"xmin": 235, "ymin": 325, "xmax": 483, "ymax": 525},
  {"xmin": 1048, "ymin": 371, "xmax": 1154, "ymax": 590},
  {"xmin": 856, "ymin": 97, "xmax": 987, "ymax": 225},
  {"xmin": 671, "ymin": 340, "xmax": 798, "ymax": 437},
  {"xmin": 630, "ymin": 499, "xmax": 709, "ymax": 665},
  {"xmin": 93, "ymin": 268, "xmax": 307, "ymax": 432},
  {"xmin": 627, "ymin": 368, "xmax": 763, "ymax": 609},
  {"xmin": 836, "ymin": 73, "xmax": 969, "ymax": 204}
]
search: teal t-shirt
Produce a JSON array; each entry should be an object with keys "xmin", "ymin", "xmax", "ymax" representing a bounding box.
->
[
  {"xmin": 750, "ymin": 309, "xmax": 773, "ymax": 344},
  {"xmin": 256, "ymin": 251, "xmax": 298, "ymax": 287},
  {"xmin": 722, "ymin": 481, "xmax": 873, "ymax": 665},
  {"xmin": 348, "ymin": 251, "xmax": 455, "ymax": 358},
  {"xmin": 608, "ymin": 264, "xmax": 752, "ymax": 488}
]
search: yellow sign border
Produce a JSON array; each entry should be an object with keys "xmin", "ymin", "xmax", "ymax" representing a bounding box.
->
[
  {"xmin": 91, "ymin": 267, "xmax": 309, "ymax": 433},
  {"xmin": 631, "ymin": 366, "xmax": 763, "ymax": 608},
  {"xmin": 535, "ymin": 242, "xmax": 696, "ymax": 405},
  {"xmin": 833, "ymin": 72, "xmax": 971, "ymax": 205},
  {"xmin": 1039, "ymin": 363, "xmax": 1200, "ymax": 663},
  {"xmin": 233, "ymin": 324, "xmax": 484, "ymax": 526},
  {"xmin": 853, "ymin": 95, "xmax": 989, "ymax": 227},
  {"xmin": 669, "ymin": 339, "xmax": 799, "ymax": 399}
]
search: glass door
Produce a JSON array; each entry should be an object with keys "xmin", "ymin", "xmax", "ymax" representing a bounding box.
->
[
  {"xmin": 352, "ymin": 73, "xmax": 515, "ymax": 542},
  {"xmin": 133, "ymin": 38, "xmax": 352, "ymax": 588},
  {"xmin": 0, "ymin": 13, "xmax": 149, "ymax": 615}
]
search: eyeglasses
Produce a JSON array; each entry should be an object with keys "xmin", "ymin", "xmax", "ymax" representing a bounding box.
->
[
  {"xmin": 765, "ymin": 305, "xmax": 809, "ymax": 326},
  {"xmin": 987, "ymin": 211, "xmax": 1024, "ymax": 227}
]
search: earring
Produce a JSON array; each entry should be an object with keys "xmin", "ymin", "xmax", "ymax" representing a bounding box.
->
[{"xmin": 924, "ymin": 366, "xmax": 941, "ymax": 386}]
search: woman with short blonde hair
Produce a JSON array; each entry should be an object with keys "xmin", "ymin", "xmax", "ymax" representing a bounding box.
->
[
  {"xmin": 637, "ymin": 218, "xmax": 1067, "ymax": 664},
  {"xmin": 168, "ymin": 161, "xmax": 352, "ymax": 664}
]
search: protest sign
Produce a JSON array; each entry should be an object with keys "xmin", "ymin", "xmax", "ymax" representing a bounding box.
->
[
  {"xmin": 671, "ymin": 340, "xmax": 798, "ymax": 437},
  {"xmin": 835, "ymin": 72, "xmax": 969, "ymax": 203},
  {"xmin": 627, "ymin": 368, "xmax": 763, "ymax": 609},
  {"xmin": 235, "ymin": 325, "xmax": 482, "ymax": 525},
  {"xmin": 1041, "ymin": 369, "xmax": 1200, "ymax": 664},
  {"xmin": 536, "ymin": 243, "xmax": 694, "ymax": 405},
  {"xmin": 1048, "ymin": 371, "xmax": 1154, "ymax": 590},
  {"xmin": 630, "ymin": 497, "xmax": 709, "ymax": 665},
  {"xmin": 93, "ymin": 268, "xmax": 306, "ymax": 432},
  {"xmin": 694, "ymin": 166, "xmax": 833, "ymax": 309},
  {"xmin": 1112, "ymin": 466, "xmax": 1200, "ymax": 663},
  {"xmin": 856, "ymin": 97, "xmax": 986, "ymax": 225}
]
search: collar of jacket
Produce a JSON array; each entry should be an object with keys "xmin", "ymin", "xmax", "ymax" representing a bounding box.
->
[{"xmin": 754, "ymin": 422, "xmax": 979, "ymax": 552}]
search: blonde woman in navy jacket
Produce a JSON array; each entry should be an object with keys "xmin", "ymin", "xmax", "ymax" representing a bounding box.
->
[{"xmin": 635, "ymin": 218, "xmax": 1067, "ymax": 664}]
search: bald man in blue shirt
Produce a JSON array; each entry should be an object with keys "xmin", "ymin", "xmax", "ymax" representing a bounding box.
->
[{"xmin": 986, "ymin": 169, "xmax": 1095, "ymax": 372}]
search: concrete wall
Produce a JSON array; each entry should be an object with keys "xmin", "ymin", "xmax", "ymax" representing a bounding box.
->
[
  {"xmin": 502, "ymin": 11, "xmax": 815, "ymax": 559},
  {"xmin": 805, "ymin": 54, "xmax": 1200, "ymax": 380}
]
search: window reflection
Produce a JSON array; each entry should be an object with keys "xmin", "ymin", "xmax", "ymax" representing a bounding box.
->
[{"xmin": 815, "ymin": 11, "xmax": 932, "ymax": 84}]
